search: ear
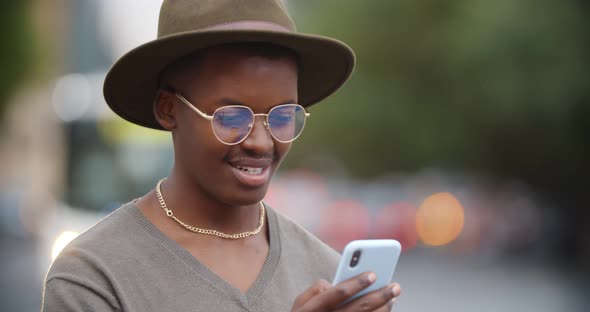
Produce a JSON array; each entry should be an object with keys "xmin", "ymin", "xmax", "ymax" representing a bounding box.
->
[{"xmin": 153, "ymin": 89, "xmax": 178, "ymax": 130}]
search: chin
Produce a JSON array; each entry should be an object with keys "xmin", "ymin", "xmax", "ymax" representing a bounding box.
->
[{"xmin": 223, "ymin": 184, "xmax": 270, "ymax": 207}]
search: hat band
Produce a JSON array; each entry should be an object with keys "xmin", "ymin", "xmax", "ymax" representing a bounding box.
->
[{"xmin": 202, "ymin": 20, "xmax": 293, "ymax": 32}]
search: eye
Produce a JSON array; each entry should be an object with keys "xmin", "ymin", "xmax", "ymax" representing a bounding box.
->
[
  {"xmin": 269, "ymin": 106, "xmax": 295, "ymax": 127},
  {"xmin": 215, "ymin": 108, "xmax": 251, "ymax": 127}
]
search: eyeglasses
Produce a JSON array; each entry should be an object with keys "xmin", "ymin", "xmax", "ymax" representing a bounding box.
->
[{"xmin": 175, "ymin": 93, "xmax": 310, "ymax": 145}]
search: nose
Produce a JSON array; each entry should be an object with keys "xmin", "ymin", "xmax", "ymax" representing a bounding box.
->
[{"xmin": 240, "ymin": 116, "xmax": 274, "ymax": 153}]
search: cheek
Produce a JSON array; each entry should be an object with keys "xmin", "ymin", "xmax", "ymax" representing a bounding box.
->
[{"xmin": 174, "ymin": 113, "xmax": 229, "ymax": 165}]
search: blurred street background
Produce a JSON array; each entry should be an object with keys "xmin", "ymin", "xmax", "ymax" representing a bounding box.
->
[{"xmin": 0, "ymin": 0, "xmax": 589, "ymax": 311}]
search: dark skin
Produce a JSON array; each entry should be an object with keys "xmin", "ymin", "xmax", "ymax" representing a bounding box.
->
[{"xmin": 135, "ymin": 46, "xmax": 401, "ymax": 311}]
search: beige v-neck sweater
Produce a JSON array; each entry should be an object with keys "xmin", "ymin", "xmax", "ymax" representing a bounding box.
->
[{"xmin": 42, "ymin": 203, "xmax": 340, "ymax": 311}]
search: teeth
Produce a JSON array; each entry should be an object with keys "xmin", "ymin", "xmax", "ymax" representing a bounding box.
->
[{"xmin": 235, "ymin": 165, "xmax": 263, "ymax": 175}]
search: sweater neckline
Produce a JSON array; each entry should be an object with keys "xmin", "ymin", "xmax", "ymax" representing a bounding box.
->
[{"xmin": 125, "ymin": 202, "xmax": 281, "ymax": 310}]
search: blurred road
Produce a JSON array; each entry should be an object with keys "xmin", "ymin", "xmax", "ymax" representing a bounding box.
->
[
  {"xmin": 0, "ymin": 236, "xmax": 42, "ymax": 312},
  {"xmin": 394, "ymin": 250, "xmax": 589, "ymax": 312}
]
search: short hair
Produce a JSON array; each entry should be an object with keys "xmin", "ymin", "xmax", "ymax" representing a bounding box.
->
[{"xmin": 158, "ymin": 42, "xmax": 299, "ymax": 91}]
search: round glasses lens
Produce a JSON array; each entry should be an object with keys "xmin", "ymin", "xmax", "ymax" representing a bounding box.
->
[
  {"xmin": 268, "ymin": 104, "xmax": 306, "ymax": 142},
  {"xmin": 212, "ymin": 106, "xmax": 254, "ymax": 144}
]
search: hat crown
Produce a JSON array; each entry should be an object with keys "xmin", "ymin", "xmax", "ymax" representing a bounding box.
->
[
  {"xmin": 158, "ymin": 0, "xmax": 296, "ymax": 38},
  {"xmin": 105, "ymin": 0, "xmax": 354, "ymax": 130}
]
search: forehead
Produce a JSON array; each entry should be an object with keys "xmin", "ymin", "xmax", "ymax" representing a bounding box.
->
[{"xmin": 176, "ymin": 46, "xmax": 299, "ymax": 109}]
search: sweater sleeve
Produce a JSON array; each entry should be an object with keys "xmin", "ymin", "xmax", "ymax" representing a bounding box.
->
[{"xmin": 42, "ymin": 277, "xmax": 121, "ymax": 312}]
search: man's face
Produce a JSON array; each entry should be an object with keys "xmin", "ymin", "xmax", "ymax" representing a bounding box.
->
[{"xmin": 169, "ymin": 47, "xmax": 298, "ymax": 206}]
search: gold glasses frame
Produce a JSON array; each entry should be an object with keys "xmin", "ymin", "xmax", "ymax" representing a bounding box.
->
[{"xmin": 174, "ymin": 93, "xmax": 310, "ymax": 145}]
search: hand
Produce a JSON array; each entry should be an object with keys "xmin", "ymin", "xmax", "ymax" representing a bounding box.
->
[{"xmin": 290, "ymin": 272, "xmax": 401, "ymax": 312}]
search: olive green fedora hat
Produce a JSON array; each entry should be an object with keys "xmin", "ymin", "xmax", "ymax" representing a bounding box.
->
[{"xmin": 103, "ymin": 0, "xmax": 355, "ymax": 130}]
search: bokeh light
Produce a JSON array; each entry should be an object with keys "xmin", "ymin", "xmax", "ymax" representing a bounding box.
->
[
  {"xmin": 282, "ymin": 168, "xmax": 329, "ymax": 196},
  {"xmin": 416, "ymin": 192, "xmax": 465, "ymax": 246},
  {"xmin": 50, "ymin": 231, "xmax": 79, "ymax": 261},
  {"xmin": 317, "ymin": 200, "xmax": 370, "ymax": 251},
  {"xmin": 372, "ymin": 202, "xmax": 418, "ymax": 251},
  {"xmin": 267, "ymin": 168, "xmax": 332, "ymax": 230}
]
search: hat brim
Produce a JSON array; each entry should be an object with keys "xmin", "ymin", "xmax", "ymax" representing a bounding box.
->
[{"xmin": 103, "ymin": 29, "xmax": 355, "ymax": 130}]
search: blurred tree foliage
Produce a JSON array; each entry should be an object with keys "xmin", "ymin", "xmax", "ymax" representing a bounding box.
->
[
  {"xmin": 287, "ymin": 0, "xmax": 588, "ymax": 179},
  {"xmin": 0, "ymin": 1, "xmax": 35, "ymax": 120},
  {"xmin": 286, "ymin": 0, "xmax": 589, "ymax": 266}
]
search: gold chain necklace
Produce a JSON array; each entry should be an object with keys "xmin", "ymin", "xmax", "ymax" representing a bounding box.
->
[{"xmin": 155, "ymin": 178, "xmax": 265, "ymax": 239}]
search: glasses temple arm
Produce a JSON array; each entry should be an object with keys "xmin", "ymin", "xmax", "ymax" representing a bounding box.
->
[{"xmin": 174, "ymin": 93, "xmax": 213, "ymax": 120}]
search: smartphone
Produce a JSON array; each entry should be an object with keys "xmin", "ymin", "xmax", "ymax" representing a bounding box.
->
[{"xmin": 332, "ymin": 239, "xmax": 402, "ymax": 303}]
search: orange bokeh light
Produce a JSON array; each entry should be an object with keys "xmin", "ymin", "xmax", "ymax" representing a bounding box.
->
[{"xmin": 416, "ymin": 192, "xmax": 465, "ymax": 246}]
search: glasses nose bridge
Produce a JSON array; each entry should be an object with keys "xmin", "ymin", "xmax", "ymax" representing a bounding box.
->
[
  {"xmin": 243, "ymin": 112, "xmax": 274, "ymax": 146},
  {"xmin": 252, "ymin": 112, "xmax": 270, "ymax": 130}
]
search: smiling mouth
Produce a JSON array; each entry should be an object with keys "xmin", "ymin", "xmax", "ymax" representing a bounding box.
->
[{"xmin": 234, "ymin": 165, "xmax": 264, "ymax": 175}]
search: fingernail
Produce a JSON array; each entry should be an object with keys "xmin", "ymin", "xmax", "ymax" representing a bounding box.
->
[
  {"xmin": 367, "ymin": 272, "xmax": 377, "ymax": 283},
  {"xmin": 391, "ymin": 285, "xmax": 401, "ymax": 297},
  {"xmin": 391, "ymin": 297, "xmax": 397, "ymax": 304}
]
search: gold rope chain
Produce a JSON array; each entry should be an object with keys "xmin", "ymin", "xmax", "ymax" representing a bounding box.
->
[{"xmin": 155, "ymin": 178, "xmax": 265, "ymax": 239}]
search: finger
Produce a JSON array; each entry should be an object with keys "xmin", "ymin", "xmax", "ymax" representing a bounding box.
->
[
  {"xmin": 336, "ymin": 282, "xmax": 400, "ymax": 312},
  {"xmin": 375, "ymin": 297, "xmax": 397, "ymax": 312},
  {"xmin": 292, "ymin": 279, "xmax": 331, "ymax": 308},
  {"xmin": 304, "ymin": 272, "xmax": 376, "ymax": 310},
  {"xmin": 391, "ymin": 283, "xmax": 401, "ymax": 297},
  {"xmin": 375, "ymin": 300, "xmax": 393, "ymax": 312}
]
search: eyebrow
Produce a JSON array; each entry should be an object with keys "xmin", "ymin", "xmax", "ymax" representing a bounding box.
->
[{"xmin": 219, "ymin": 98, "xmax": 297, "ymax": 107}]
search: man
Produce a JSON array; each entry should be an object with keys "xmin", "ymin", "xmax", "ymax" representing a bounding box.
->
[{"xmin": 42, "ymin": 0, "xmax": 401, "ymax": 311}]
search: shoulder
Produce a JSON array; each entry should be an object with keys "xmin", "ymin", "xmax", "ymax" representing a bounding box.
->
[
  {"xmin": 42, "ymin": 203, "xmax": 144, "ymax": 311},
  {"xmin": 45, "ymin": 203, "xmax": 149, "ymax": 281}
]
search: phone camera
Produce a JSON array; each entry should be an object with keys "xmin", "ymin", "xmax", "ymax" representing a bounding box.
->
[{"xmin": 349, "ymin": 250, "xmax": 362, "ymax": 267}]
